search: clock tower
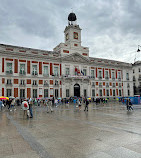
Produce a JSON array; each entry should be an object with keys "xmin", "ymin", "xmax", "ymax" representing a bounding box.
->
[
  {"xmin": 53, "ymin": 12, "xmax": 89, "ymax": 57},
  {"xmin": 64, "ymin": 12, "xmax": 82, "ymax": 47}
]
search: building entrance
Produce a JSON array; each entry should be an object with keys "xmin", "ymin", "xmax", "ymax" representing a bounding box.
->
[{"xmin": 74, "ymin": 84, "xmax": 80, "ymax": 97}]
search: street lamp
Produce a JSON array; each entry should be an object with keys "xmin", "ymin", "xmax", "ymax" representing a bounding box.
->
[{"xmin": 137, "ymin": 45, "xmax": 141, "ymax": 52}]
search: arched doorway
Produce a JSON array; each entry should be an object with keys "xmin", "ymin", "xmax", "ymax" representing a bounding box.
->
[{"xmin": 74, "ymin": 84, "xmax": 80, "ymax": 97}]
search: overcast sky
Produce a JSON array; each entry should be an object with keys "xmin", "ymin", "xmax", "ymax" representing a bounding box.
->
[{"xmin": 0, "ymin": 0, "xmax": 141, "ymax": 63}]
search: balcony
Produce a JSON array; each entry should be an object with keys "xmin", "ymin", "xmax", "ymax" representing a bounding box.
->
[
  {"xmin": 127, "ymin": 85, "xmax": 130, "ymax": 88},
  {"xmin": 92, "ymin": 85, "xmax": 95, "ymax": 88},
  {"xmin": 19, "ymin": 84, "xmax": 25, "ymax": 87},
  {"xmin": 106, "ymin": 85, "xmax": 109, "ymax": 88},
  {"xmin": 44, "ymin": 83, "xmax": 49, "ymax": 87},
  {"xmin": 43, "ymin": 73, "xmax": 49, "ymax": 77},
  {"xmin": 105, "ymin": 77, "xmax": 109, "ymax": 80},
  {"xmin": 112, "ymin": 77, "xmax": 115, "ymax": 81},
  {"xmin": 63, "ymin": 75, "xmax": 90, "ymax": 80},
  {"xmin": 6, "ymin": 83, "xmax": 12, "ymax": 86},
  {"xmin": 138, "ymin": 78, "xmax": 141, "ymax": 81},
  {"xmin": 126, "ymin": 78, "xmax": 129, "ymax": 81},
  {"xmin": 98, "ymin": 76, "xmax": 102, "ymax": 80},
  {"xmin": 6, "ymin": 70, "xmax": 13, "ymax": 75},
  {"xmin": 90, "ymin": 76, "xmax": 95, "ymax": 79},
  {"xmin": 32, "ymin": 84, "xmax": 38, "ymax": 87},
  {"xmin": 54, "ymin": 83, "xmax": 59, "ymax": 87},
  {"xmin": 99, "ymin": 85, "xmax": 102, "ymax": 88},
  {"xmin": 113, "ymin": 85, "xmax": 116, "ymax": 88},
  {"xmin": 133, "ymin": 78, "xmax": 136, "ymax": 81},
  {"xmin": 32, "ymin": 72, "xmax": 38, "ymax": 76},
  {"xmin": 118, "ymin": 78, "xmax": 121, "ymax": 81},
  {"xmin": 19, "ymin": 70, "xmax": 26, "ymax": 75}
]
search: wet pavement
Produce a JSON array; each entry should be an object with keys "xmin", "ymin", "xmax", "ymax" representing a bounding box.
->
[{"xmin": 1, "ymin": 102, "xmax": 141, "ymax": 158}]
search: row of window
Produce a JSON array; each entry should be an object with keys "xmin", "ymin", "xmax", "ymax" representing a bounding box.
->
[
  {"xmin": 91, "ymin": 82, "xmax": 130, "ymax": 88},
  {"xmin": 6, "ymin": 63, "xmax": 59, "ymax": 76},
  {"xmin": 6, "ymin": 89, "xmax": 59, "ymax": 98},
  {"xmin": 65, "ymin": 89, "xmax": 126, "ymax": 97},
  {"xmin": 133, "ymin": 68, "xmax": 141, "ymax": 73},
  {"xmin": 6, "ymin": 79, "xmax": 59, "ymax": 85}
]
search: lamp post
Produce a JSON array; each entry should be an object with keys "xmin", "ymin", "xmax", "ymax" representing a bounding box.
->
[{"xmin": 137, "ymin": 45, "xmax": 141, "ymax": 52}]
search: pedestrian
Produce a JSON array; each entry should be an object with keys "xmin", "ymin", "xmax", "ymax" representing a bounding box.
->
[
  {"xmin": 55, "ymin": 98, "xmax": 58, "ymax": 107},
  {"xmin": 126, "ymin": 98, "xmax": 129, "ymax": 111},
  {"xmin": 73, "ymin": 98, "xmax": 76, "ymax": 111},
  {"xmin": 21, "ymin": 99, "xmax": 29, "ymax": 118},
  {"xmin": 0, "ymin": 100, "xmax": 3, "ymax": 111},
  {"xmin": 84, "ymin": 99, "xmax": 89, "ymax": 111},
  {"xmin": 129, "ymin": 99, "xmax": 133, "ymax": 111},
  {"xmin": 29, "ymin": 98, "xmax": 33, "ymax": 118},
  {"xmin": 47, "ymin": 99, "xmax": 53, "ymax": 113},
  {"xmin": 78, "ymin": 99, "xmax": 82, "ymax": 111},
  {"xmin": 10, "ymin": 98, "xmax": 16, "ymax": 111}
]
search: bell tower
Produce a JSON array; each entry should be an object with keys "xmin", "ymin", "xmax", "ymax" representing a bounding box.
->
[{"xmin": 64, "ymin": 12, "xmax": 82, "ymax": 46}]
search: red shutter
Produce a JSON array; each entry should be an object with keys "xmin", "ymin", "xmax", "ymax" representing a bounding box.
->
[
  {"xmin": 27, "ymin": 61, "xmax": 30, "ymax": 74},
  {"xmin": 50, "ymin": 63, "xmax": 52, "ymax": 75},
  {"xmin": 109, "ymin": 69, "xmax": 111, "ymax": 78},
  {"xmin": 2, "ymin": 58, "xmax": 4, "ymax": 72},
  {"xmin": 60, "ymin": 64, "xmax": 62, "ymax": 76},
  {"xmin": 14, "ymin": 59, "xmax": 18, "ymax": 73},
  {"xmin": 110, "ymin": 89, "xmax": 112, "ymax": 96},
  {"xmin": 39, "ymin": 62, "xmax": 42, "ymax": 75},
  {"xmin": 2, "ymin": 88, "xmax": 4, "ymax": 96},
  {"xmin": 27, "ymin": 88, "xmax": 31, "ymax": 98},
  {"xmin": 103, "ymin": 68, "xmax": 105, "ymax": 78},
  {"xmin": 96, "ymin": 68, "xmax": 97, "ymax": 78},
  {"xmin": 14, "ymin": 88, "xmax": 18, "ymax": 98},
  {"xmin": 60, "ymin": 88, "xmax": 62, "ymax": 97},
  {"xmin": 103, "ymin": 89, "xmax": 105, "ymax": 96},
  {"xmin": 116, "ymin": 70, "xmax": 117, "ymax": 79}
]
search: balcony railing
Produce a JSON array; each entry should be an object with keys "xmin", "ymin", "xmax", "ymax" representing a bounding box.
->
[
  {"xmin": 44, "ymin": 83, "xmax": 49, "ymax": 87},
  {"xmin": 98, "ymin": 76, "xmax": 102, "ymax": 80},
  {"xmin": 126, "ymin": 78, "xmax": 129, "ymax": 81},
  {"xmin": 105, "ymin": 77, "xmax": 109, "ymax": 80},
  {"xmin": 32, "ymin": 84, "xmax": 38, "ymax": 86},
  {"xmin": 32, "ymin": 72, "xmax": 38, "ymax": 76},
  {"xmin": 90, "ymin": 76, "xmax": 95, "ymax": 79},
  {"xmin": 43, "ymin": 73, "xmax": 49, "ymax": 77},
  {"xmin": 127, "ymin": 85, "xmax": 130, "ymax": 88},
  {"xmin": 19, "ymin": 70, "xmax": 26, "ymax": 75},
  {"xmin": 133, "ymin": 78, "xmax": 136, "ymax": 81},
  {"xmin": 113, "ymin": 85, "xmax": 116, "ymax": 88},
  {"xmin": 118, "ymin": 78, "xmax": 121, "ymax": 81},
  {"xmin": 54, "ymin": 84, "xmax": 59, "ymax": 87},
  {"xmin": 138, "ymin": 78, "xmax": 141, "ymax": 81},
  {"xmin": 106, "ymin": 85, "xmax": 109, "ymax": 87},
  {"xmin": 19, "ymin": 83, "xmax": 25, "ymax": 86},
  {"xmin": 99, "ymin": 85, "xmax": 102, "ymax": 88},
  {"xmin": 63, "ymin": 75, "xmax": 90, "ymax": 79},
  {"xmin": 112, "ymin": 77, "xmax": 115, "ymax": 80},
  {"xmin": 6, "ymin": 70, "xmax": 13, "ymax": 74},
  {"xmin": 92, "ymin": 85, "xmax": 95, "ymax": 88},
  {"xmin": 6, "ymin": 83, "xmax": 12, "ymax": 86}
]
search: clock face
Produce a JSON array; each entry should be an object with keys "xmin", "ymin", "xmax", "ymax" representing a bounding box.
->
[
  {"xmin": 66, "ymin": 33, "xmax": 69, "ymax": 40},
  {"xmin": 74, "ymin": 32, "xmax": 78, "ymax": 39}
]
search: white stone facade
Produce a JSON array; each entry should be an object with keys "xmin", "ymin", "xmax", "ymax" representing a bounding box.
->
[{"xmin": 0, "ymin": 14, "xmax": 134, "ymax": 99}]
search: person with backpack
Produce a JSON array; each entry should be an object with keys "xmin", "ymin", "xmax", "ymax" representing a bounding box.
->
[
  {"xmin": 84, "ymin": 99, "xmax": 89, "ymax": 112},
  {"xmin": 21, "ymin": 99, "xmax": 29, "ymax": 118},
  {"xmin": 128, "ymin": 99, "xmax": 133, "ymax": 111}
]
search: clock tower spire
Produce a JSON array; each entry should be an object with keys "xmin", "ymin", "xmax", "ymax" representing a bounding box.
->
[{"xmin": 64, "ymin": 12, "xmax": 82, "ymax": 46}]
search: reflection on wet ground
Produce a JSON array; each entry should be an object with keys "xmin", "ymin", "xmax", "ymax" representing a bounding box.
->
[{"xmin": 1, "ymin": 102, "xmax": 141, "ymax": 158}]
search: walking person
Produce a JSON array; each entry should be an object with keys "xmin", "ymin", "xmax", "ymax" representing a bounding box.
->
[
  {"xmin": 129, "ymin": 99, "xmax": 133, "ymax": 111},
  {"xmin": 21, "ymin": 99, "xmax": 29, "ymax": 118},
  {"xmin": 47, "ymin": 99, "xmax": 53, "ymax": 113},
  {"xmin": 55, "ymin": 98, "xmax": 58, "ymax": 107},
  {"xmin": 126, "ymin": 98, "xmax": 129, "ymax": 111},
  {"xmin": 10, "ymin": 98, "xmax": 16, "ymax": 111},
  {"xmin": 0, "ymin": 100, "xmax": 3, "ymax": 111},
  {"xmin": 78, "ymin": 99, "xmax": 82, "ymax": 111},
  {"xmin": 84, "ymin": 99, "xmax": 89, "ymax": 112},
  {"xmin": 29, "ymin": 98, "xmax": 33, "ymax": 118},
  {"xmin": 73, "ymin": 98, "xmax": 77, "ymax": 111}
]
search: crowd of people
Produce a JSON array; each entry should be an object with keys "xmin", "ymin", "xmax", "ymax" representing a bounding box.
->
[{"xmin": 0, "ymin": 96, "xmax": 134, "ymax": 119}]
